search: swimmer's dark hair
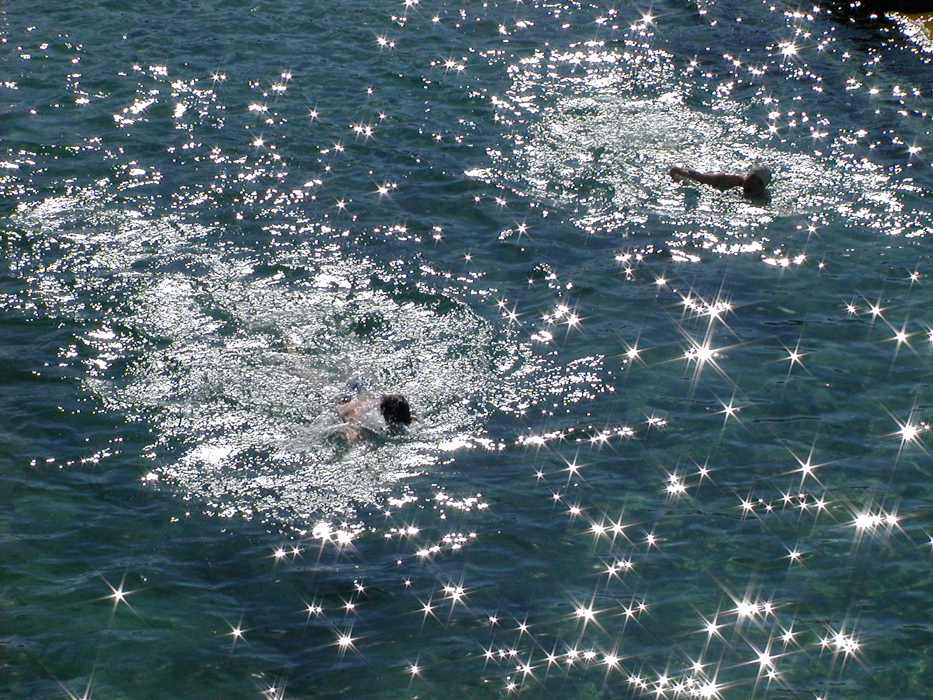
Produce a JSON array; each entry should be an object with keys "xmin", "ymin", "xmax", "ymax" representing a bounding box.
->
[{"xmin": 380, "ymin": 394, "xmax": 413, "ymax": 425}]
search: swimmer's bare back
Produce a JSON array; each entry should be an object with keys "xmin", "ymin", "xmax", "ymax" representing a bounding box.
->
[{"xmin": 337, "ymin": 397, "xmax": 375, "ymax": 424}]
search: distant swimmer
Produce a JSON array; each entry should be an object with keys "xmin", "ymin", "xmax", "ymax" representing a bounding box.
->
[
  {"xmin": 668, "ymin": 164, "xmax": 771, "ymax": 198},
  {"xmin": 338, "ymin": 392, "xmax": 414, "ymax": 442}
]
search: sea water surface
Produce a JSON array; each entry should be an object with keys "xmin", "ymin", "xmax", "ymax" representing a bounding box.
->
[{"xmin": 3, "ymin": 1, "xmax": 933, "ymax": 698}]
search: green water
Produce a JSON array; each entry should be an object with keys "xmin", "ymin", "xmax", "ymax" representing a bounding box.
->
[{"xmin": 3, "ymin": 1, "xmax": 933, "ymax": 698}]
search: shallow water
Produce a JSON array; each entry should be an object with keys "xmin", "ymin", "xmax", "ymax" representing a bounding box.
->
[{"xmin": 3, "ymin": 1, "xmax": 933, "ymax": 698}]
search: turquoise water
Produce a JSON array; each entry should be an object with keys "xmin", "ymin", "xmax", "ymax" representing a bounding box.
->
[{"xmin": 4, "ymin": 1, "xmax": 933, "ymax": 698}]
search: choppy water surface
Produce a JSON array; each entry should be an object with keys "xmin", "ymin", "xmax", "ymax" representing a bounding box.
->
[{"xmin": 3, "ymin": 1, "xmax": 933, "ymax": 698}]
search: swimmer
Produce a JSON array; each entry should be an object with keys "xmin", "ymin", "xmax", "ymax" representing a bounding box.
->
[
  {"xmin": 669, "ymin": 164, "xmax": 771, "ymax": 198},
  {"xmin": 337, "ymin": 393, "xmax": 414, "ymax": 441}
]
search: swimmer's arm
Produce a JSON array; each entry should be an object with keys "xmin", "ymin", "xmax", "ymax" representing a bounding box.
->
[
  {"xmin": 669, "ymin": 167, "xmax": 745, "ymax": 191},
  {"xmin": 338, "ymin": 397, "xmax": 385, "ymax": 428}
]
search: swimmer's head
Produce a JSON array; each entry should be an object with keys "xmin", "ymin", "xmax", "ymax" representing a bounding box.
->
[
  {"xmin": 743, "ymin": 166, "xmax": 771, "ymax": 197},
  {"xmin": 380, "ymin": 394, "xmax": 413, "ymax": 425}
]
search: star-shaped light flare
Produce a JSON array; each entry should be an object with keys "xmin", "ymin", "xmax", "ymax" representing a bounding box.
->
[
  {"xmin": 619, "ymin": 337, "xmax": 646, "ymax": 369},
  {"xmin": 333, "ymin": 627, "xmax": 359, "ymax": 661},
  {"xmin": 678, "ymin": 329, "xmax": 739, "ymax": 396},
  {"xmin": 717, "ymin": 395, "xmax": 742, "ymax": 427},
  {"xmin": 664, "ymin": 471, "xmax": 688, "ymax": 499},
  {"xmin": 863, "ymin": 295, "xmax": 886, "ymax": 326},
  {"xmin": 569, "ymin": 593, "xmax": 609, "ymax": 634},
  {"xmin": 818, "ymin": 625, "xmax": 862, "ymax": 666},
  {"xmin": 786, "ymin": 443, "xmax": 830, "ymax": 488},
  {"xmin": 226, "ymin": 619, "xmax": 249, "ymax": 648},
  {"xmin": 890, "ymin": 411, "xmax": 929, "ymax": 461},
  {"xmin": 780, "ymin": 339, "xmax": 808, "ymax": 379},
  {"xmin": 56, "ymin": 673, "xmax": 95, "ymax": 700},
  {"xmin": 745, "ymin": 639, "xmax": 784, "ymax": 681},
  {"xmin": 100, "ymin": 573, "xmax": 140, "ymax": 623},
  {"xmin": 562, "ymin": 454, "xmax": 586, "ymax": 485},
  {"xmin": 697, "ymin": 612, "xmax": 726, "ymax": 642}
]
